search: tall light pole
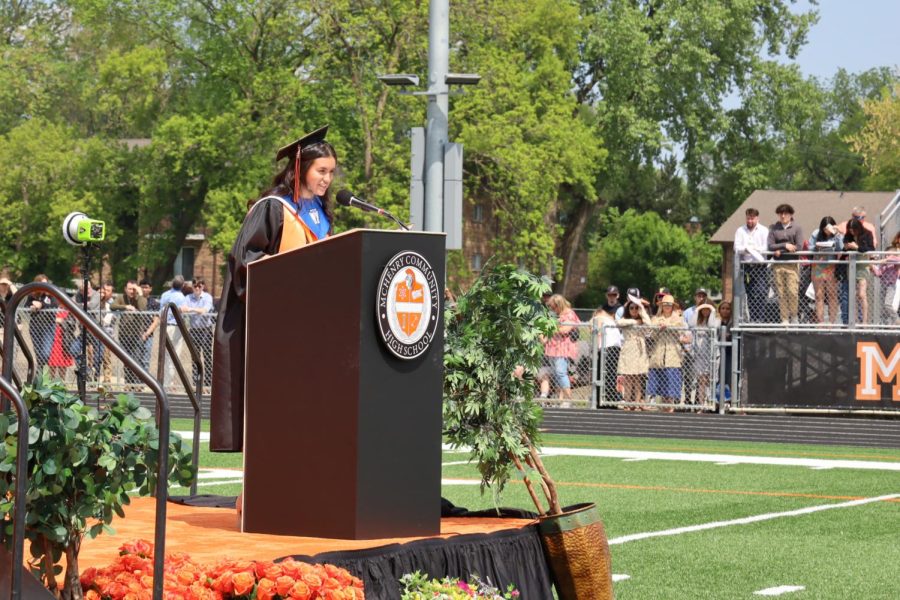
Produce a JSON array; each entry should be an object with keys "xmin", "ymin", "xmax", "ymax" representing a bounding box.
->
[
  {"xmin": 378, "ymin": 0, "xmax": 480, "ymax": 246},
  {"xmin": 423, "ymin": 0, "xmax": 449, "ymax": 233}
]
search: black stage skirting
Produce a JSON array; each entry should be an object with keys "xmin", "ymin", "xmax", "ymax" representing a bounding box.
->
[
  {"xmin": 169, "ymin": 496, "xmax": 556, "ymax": 599},
  {"xmin": 282, "ymin": 525, "xmax": 555, "ymax": 599}
]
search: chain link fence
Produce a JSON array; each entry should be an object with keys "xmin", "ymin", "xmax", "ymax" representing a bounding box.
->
[
  {"xmin": 734, "ymin": 252, "xmax": 900, "ymax": 328},
  {"xmin": 1, "ymin": 308, "xmax": 212, "ymax": 395},
  {"xmin": 531, "ymin": 320, "xmax": 723, "ymax": 411}
]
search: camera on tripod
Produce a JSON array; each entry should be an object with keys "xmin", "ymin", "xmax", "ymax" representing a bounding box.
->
[{"xmin": 62, "ymin": 212, "xmax": 106, "ymax": 245}]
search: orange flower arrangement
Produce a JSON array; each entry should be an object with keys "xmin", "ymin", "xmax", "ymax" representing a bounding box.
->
[{"xmin": 80, "ymin": 540, "xmax": 364, "ymax": 600}]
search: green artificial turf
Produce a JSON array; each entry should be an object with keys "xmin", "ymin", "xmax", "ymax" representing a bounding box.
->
[{"xmin": 168, "ymin": 420, "xmax": 900, "ymax": 598}]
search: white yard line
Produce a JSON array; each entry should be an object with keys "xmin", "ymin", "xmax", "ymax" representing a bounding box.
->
[
  {"xmin": 612, "ymin": 574, "xmax": 630, "ymax": 582},
  {"xmin": 754, "ymin": 585, "xmax": 806, "ymax": 596},
  {"xmin": 440, "ymin": 444, "xmax": 900, "ymax": 472},
  {"xmin": 608, "ymin": 493, "xmax": 900, "ymax": 545},
  {"xmin": 175, "ymin": 430, "xmax": 210, "ymax": 442},
  {"xmin": 170, "ymin": 479, "xmax": 245, "ymax": 489}
]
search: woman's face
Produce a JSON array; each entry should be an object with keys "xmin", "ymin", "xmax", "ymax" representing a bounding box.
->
[
  {"xmin": 719, "ymin": 304, "xmax": 731, "ymax": 319},
  {"xmin": 301, "ymin": 156, "xmax": 336, "ymax": 198},
  {"xmin": 661, "ymin": 303, "xmax": 673, "ymax": 316}
]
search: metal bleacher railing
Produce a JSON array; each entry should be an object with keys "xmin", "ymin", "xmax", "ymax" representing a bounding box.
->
[
  {"xmin": 532, "ymin": 317, "xmax": 726, "ymax": 413},
  {"xmin": 1, "ymin": 282, "xmax": 171, "ymax": 600},
  {"xmin": 730, "ymin": 249, "xmax": 900, "ymax": 413}
]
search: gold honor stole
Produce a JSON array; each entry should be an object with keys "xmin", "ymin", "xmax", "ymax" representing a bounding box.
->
[{"xmin": 253, "ymin": 195, "xmax": 319, "ymax": 253}]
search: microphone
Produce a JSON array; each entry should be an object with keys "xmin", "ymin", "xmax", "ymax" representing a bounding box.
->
[
  {"xmin": 336, "ymin": 190, "xmax": 409, "ymax": 230},
  {"xmin": 336, "ymin": 190, "xmax": 385, "ymax": 214}
]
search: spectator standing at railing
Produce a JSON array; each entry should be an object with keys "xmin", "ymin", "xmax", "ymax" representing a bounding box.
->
[
  {"xmin": 686, "ymin": 303, "xmax": 719, "ymax": 407},
  {"xmin": 112, "ymin": 280, "xmax": 148, "ymax": 387},
  {"xmin": 592, "ymin": 308, "xmax": 623, "ymax": 407},
  {"xmin": 616, "ymin": 294, "xmax": 651, "ymax": 410},
  {"xmin": 767, "ymin": 204, "xmax": 804, "ymax": 325},
  {"xmin": 47, "ymin": 308, "xmax": 75, "ymax": 381},
  {"xmin": 681, "ymin": 288, "xmax": 709, "ymax": 403},
  {"xmin": 844, "ymin": 218, "xmax": 875, "ymax": 324},
  {"xmin": 28, "ymin": 274, "xmax": 57, "ymax": 371},
  {"xmin": 836, "ymin": 207, "xmax": 878, "ymax": 324},
  {"xmin": 139, "ymin": 279, "xmax": 160, "ymax": 372},
  {"xmin": 807, "ymin": 217, "xmax": 843, "ymax": 324},
  {"xmin": 872, "ymin": 232, "xmax": 900, "ymax": 325},
  {"xmin": 649, "ymin": 294, "xmax": 689, "ymax": 411},
  {"xmin": 717, "ymin": 300, "xmax": 734, "ymax": 399},
  {"xmin": 159, "ymin": 275, "xmax": 190, "ymax": 390},
  {"xmin": 537, "ymin": 294, "xmax": 580, "ymax": 406},
  {"xmin": 601, "ymin": 286, "xmax": 622, "ymax": 314},
  {"xmin": 734, "ymin": 208, "xmax": 769, "ymax": 323},
  {"xmin": 96, "ymin": 282, "xmax": 118, "ymax": 384},
  {"xmin": 0, "ymin": 277, "xmax": 16, "ymax": 331},
  {"xmin": 615, "ymin": 287, "xmax": 642, "ymax": 319},
  {"xmin": 185, "ymin": 278, "xmax": 215, "ymax": 389}
]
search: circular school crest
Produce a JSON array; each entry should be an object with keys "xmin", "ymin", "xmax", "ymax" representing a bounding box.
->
[{"xmin": 376, "ymin": 251, "xmax": 440, "ymax": 360}]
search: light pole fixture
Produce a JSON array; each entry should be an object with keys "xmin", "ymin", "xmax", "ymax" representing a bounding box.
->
[{"xmin": 377, "ymin": 1, "xmax": 481, "ymax": 248}]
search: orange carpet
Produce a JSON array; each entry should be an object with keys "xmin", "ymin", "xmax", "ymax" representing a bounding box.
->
[{"xmin": 77, "ymin": 497, "xmax": 536, "ymax": 569}]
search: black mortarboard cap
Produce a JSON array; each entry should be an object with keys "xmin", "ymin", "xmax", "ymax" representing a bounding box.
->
[{"xmin": 275, "ymin": 125, "xmax": 329, "ymax": 162}]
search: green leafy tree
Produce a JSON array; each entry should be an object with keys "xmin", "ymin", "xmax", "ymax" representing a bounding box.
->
[
  {"xmin": 0, "ymin": 373, "xmax": 195, "ymax": 600},
  {"xmin": 561, "ymin": 0, "xmax": 818, "ymax": 293},
  {"xmin": 847, "ymin": 82, "xmax": 900, "ymax": 191},
  {"xmin": 586, "ymin": 209, "xmax": 721, "ymax": 306},
  {"xmin": 443, "ymin": 263, "xmax": 562, "ymax": 514},
  {"xmin": 452, "ymin": 0, "xmax": 604, "ymax": 280}
]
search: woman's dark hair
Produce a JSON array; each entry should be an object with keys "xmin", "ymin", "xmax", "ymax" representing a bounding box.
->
[
  {"xmin": 845, "ymin": 217, "xmax": 864, "ymax": 238},
  {"xmin": 892, "ymin": 231, "xmax": 900, "ymax": 250},
  {"xmin": 254, "ymin": 141, "xmax": 338, "ymax": 233},
  {"xmin": 817, "ymin": 216, "xmax": 837, "ymax": 239}
]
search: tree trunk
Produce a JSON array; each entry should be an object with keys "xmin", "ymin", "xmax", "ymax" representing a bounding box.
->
[
  {"xmin": 62, "ymin": 538, "xmax": 83, "ymax": 600},
  {"xmin": 39, "ymin": 535, "xmax": 60, "ymax": 597},
  {"xmin": 557, "ymin": 195, "xmax": 601, "ymax": 299}
]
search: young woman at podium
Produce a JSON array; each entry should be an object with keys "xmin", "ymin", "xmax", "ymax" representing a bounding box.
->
[{"xmin": 210, "ymin": 126, "xmax": 337, "ymax": 455}]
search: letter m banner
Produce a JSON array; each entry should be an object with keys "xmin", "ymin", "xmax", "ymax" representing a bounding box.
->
[{"xmin": 856, "ymin": 342, "xmax": 900, "ymax": 401}]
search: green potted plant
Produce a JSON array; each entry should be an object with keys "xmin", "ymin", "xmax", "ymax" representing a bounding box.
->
[
  {"xmin": 443, "ymin": 263, "xmax": 613, "ymax": 600},
  {"xmin": 0, "ymin": 371, "xmax": 195, "ymax": 600}
]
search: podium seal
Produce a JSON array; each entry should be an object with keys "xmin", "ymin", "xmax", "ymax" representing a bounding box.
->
[{"xmin": 376, "ymin": 251, "xmax": 440, "ymax": 359}]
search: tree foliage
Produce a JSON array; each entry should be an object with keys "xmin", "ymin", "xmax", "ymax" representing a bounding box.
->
[
  {"xmin": 846, "ymin": 82, "xmax": 900, "ymax": 191},
  {"xmin": 587, "ymin": 209, "xmax": 721, "ymax": 307},
  {"xmin": 0, "ymin": 372, "xmax": 195, "ymax": 599}
]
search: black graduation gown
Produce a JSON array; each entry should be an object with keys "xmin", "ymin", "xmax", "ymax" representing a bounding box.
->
[{"xmin": 210, "ymin": 199, "xmax": 286, "ymax": 452}]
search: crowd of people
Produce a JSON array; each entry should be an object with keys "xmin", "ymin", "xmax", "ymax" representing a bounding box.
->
[
  {"xmin": 0, "ymin": 274, "xmax": 215, "ymax": 391},
  {"xmin": 736, "ymin": 204, "xmax": 900, "ymax": 326},
  {"xmin": 536, "ymin": 286, "xmax": 732, "ymax": 411}
]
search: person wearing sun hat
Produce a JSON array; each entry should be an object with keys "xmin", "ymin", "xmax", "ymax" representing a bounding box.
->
[
  {"xmin": 615, "ymin": 288, "xmax": 651, "ymax": 410},
  {"xmin": 648, "ymin": 294, "xmax": 689, "ymax": 411},
  {"xmin": 211, "ymin": 125, "xmax": 338, "ymax": 453}
]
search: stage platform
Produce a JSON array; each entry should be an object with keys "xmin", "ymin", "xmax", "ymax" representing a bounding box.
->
[{"xmin": 75, "ymin": 497, "xmax": 556, "ymax": 599}]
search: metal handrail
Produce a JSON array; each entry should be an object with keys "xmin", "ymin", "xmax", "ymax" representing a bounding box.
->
[
  {"xmin": 0, "ymin": 282, "xmax": 170, "ymax": 600},
  {"xmin": 0, "ymin": 378, "xmax": 28, "ymax": 600},
  {"xmin": 157, "ymin": 304, "xmax": 203, "ymax": 496}
]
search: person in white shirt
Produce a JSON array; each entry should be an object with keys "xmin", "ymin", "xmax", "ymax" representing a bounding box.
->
[{"xmin": 734, "ymin": 207, "xmax": 769, "ymax": 322}]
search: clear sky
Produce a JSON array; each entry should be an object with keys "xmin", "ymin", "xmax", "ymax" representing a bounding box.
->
[{"xmin": 787, "ymin": 0, "xmax": 899, "ymax": 80}]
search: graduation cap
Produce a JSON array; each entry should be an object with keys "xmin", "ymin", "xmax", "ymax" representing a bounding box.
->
[
  {"xmin": 274, "ymin": 125, "xmax": 329, "ymax": 202},
  {"xmin": 275, "ymin": 125, "xmax": 329, "ymax": 162}
]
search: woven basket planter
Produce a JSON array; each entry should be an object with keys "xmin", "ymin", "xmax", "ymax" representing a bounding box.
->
[{"xmin": 537, "ymin": 502, "xmax": 613, "ymax": 600}]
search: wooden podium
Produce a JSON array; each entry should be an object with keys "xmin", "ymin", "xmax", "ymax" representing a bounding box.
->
[{"xmin": 241, "ymin": 229, "xmax": 445, "ymax": 539}]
